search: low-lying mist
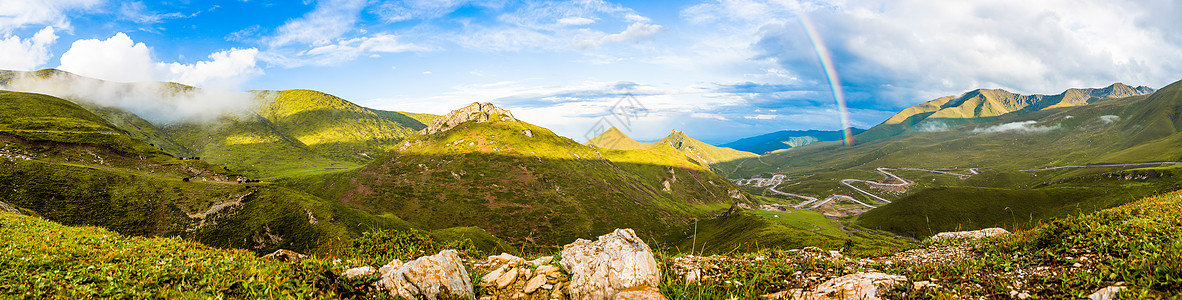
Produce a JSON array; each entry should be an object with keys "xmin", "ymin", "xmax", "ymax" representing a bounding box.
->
[{"xmin": 0, "ymin": 71, "xmax": 263, "ymax": 125}]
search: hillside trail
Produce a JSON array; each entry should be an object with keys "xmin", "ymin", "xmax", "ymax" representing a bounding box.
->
[{"xmin": 739, "ymin": 167, "xmax": 979, "ymax": 210}]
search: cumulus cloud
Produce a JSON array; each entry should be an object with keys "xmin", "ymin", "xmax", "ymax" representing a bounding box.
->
[
  {"xmin": 1098, "ymin": 115, "xmax": 1121, "ymax": 124},
  {"xmin": 58, "ymin": 32, "xmax": 261, "ymax": 87},
  {"xmin": 0, "ymin": 26, "xmax": 57, "ymax": 70},
  {"xmin": 0, "ymin": 0, "xmax": 102, "ymax": 33},
  {"xmin": 972, "ymin": 121, "xmax": 1059, "ymax": 134},
  {"xmin": 58, "ymin": 32, "xmax": 155, "ymax": 82}
]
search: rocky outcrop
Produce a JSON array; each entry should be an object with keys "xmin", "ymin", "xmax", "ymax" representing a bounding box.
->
[
  {"xmin": 765, "ymin": 272, "xmax": 907, "ymax": 300},
  {"xmin": 261, "ymin": 249, "xmax": 307, "ymax": 262},
  {"xmin": 0, "ymin": 200, "xmax": 21, "ymax": 215},
  {"xmin": 930, "ymin": 228, "xmax": 1010, "ymax": 241},
  {"xmin": 377, "ymin": 250, "xmax": 475, "ymax": 300},
  {"xmin": 560, "ymin": 228, "xmax": 661, "ymax": 300},
  {"xmin": 477, "ymin": 253, "xmax": 569, "ymax": 300},
  {"xmin": 421, "ymin": 102, "xmax": 517, "ymax": 135}
]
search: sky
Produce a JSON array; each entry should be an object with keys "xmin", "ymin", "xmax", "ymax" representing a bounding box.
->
[{"xmin": 1, "ymin": 0, "xmax": 1180, "ymax": 144}]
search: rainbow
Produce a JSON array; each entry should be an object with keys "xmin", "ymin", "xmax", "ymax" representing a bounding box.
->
[{"xmin": 799, "ymin": 12, "xmax": 854, "ymax": 146}]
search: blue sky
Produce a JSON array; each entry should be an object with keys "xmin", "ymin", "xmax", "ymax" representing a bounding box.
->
[{"xmin": 1, "ymin": 0, "xmax": 1180, "ymax": 144}]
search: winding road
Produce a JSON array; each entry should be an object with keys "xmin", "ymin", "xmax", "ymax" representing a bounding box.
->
[{"xmin": 738, "ymin": 167, "xmax": 981, "ymax": 211}]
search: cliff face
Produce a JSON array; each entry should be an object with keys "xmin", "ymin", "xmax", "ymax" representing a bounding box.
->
[{"xmin": 420, "ymin": 102, "xmax": 517, "ymax": 135}]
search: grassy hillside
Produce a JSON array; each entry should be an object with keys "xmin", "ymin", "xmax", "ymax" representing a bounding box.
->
[
  {"xmin": 587, "ymin": 127, "xmax": 758, "ymax": 176},
  {"xmin": 293, "ymin": 105, "xmax": 747, "ymax": 249},
  {"xmin": 160, "ymin": 89, "xmax": 438, "ymax": 179},
  {"xmin": 671, "ymin": 209, "xmax": 911, "ymax": 255},
  {"xmin": 254, "ymin": 89, "xmax": 433, "ymax": 162},
  {"xmin": 0, "ymin": 89, "xmax": 427, "ymax": 255},
  {"xmin": 584, "ymin": 126, "xmax": 653, "ymax": 150}
]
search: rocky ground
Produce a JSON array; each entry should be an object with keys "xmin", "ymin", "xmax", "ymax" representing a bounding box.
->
[{"xmin": 279, "ymin": 227, "xmax": 1133, "ymax": 300}]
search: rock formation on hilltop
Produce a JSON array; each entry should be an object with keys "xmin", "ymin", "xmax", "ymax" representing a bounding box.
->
[{"xmin": 421, "ymin": 102, "xmax": 516, "ymax": 135}]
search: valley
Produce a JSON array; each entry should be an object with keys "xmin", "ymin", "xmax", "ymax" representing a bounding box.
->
[{"xmin": 2, "ymin": 69, "xmax": 1182, "ymax": 298}]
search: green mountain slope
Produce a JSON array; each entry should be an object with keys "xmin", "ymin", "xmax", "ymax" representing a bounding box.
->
[
  {"xmin": 586, "ymin": 127, "xmax": 758, "ymax": 170},
  {"xmin": 0, "ymin": 89, "xmax": 413, "ymax": 254},
  {"xmin": 857, "ymin": 83, "xmax": 1155, "ymax": 143},
  {"xmin": 1, "ymin": 69, "xmax": 439, "ymax": 179},
  {"xmin": 717, "ymin": 79, "xmax": 1182, "ymax": 237},
  {"xmin": 294, "ymin": 103, "xmax": 748, "ymax": 248},
  {"xmin": 720, "ymin": 128, "xmax": 866, "ymax": 155},
  {"xmin": 584, "ymin": 126, "xmax": 653, "ymax": 150}
]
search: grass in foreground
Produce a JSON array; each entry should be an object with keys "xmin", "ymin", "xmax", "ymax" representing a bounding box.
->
[{"xmin": 658, "ymin": 190, "xmax": 1182, "ymax": 299}]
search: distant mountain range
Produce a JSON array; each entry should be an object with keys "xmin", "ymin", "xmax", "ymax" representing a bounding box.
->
[
  {"xmin": 720, "ymin": 128, "xmax": 865, "ymax": 155},
  {"xmin": 857, "ymin": 82, "xmax": 1155, "ymax": 142}
]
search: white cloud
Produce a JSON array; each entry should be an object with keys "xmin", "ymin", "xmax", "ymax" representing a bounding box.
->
[
  {"xmin": 4, "ymin": 71, "xmax": 259, "ymax": 124},
  {"xmin": 602, "ymin": 22, "xmax": 662, "ymax": 43},
  {"xmin": 557, "ymin": 17, "xmax": 596, "ymax": 26},
  {"xmin": 268, "ymin": 0, "xmax": 367, "ymax": 47},
  {"xmin": 0, "ymin": 0, "xmax": 102, "ymax": 33},
  {"xmin": 0, "ymin": 26, "xmax": 57, "ymax": 70},
  {"xmin": 1098, "ymin": 115, "xmax": 1120, "ymax": 124},
  {"xmin": 58, "ymin": 32, "xmax": 261, "ymax": 87},
  {"xmin": 972, "ymin": 121, "xmax": 1059, "ymax": 134},
  {"xmin": 158, "ymin": 48, "xmax": 261, "ymax": 88},
  {"xmin": 118, "ymin": 1, "xmax": 187, "ymax": 25},
  {"xmin": 735, "ymin": 0, "xmax": 1182, "ymax": 110},
  {"xmin": 745, "ymin": 114, "xmax": 777, "ymax": 120},
  {"xmin": 914, "ymin": 120, "xmax": 950, "ymax": 132},
  {"xmin": 692, "ymin": 112, "xmax": 729, "ymax": 121},
  {"xmin": 58, "ymin": 32, "xmax": 155, "ymax": 83},
  {"xmin": 298, "ymin": 34, "xmax": 427, "ymax": 65}
]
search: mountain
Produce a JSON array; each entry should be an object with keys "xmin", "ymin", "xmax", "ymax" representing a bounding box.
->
[
  {"xmin": 586, "ymin": 127, "xmax": 758, "ymax": 168},
  {"xmin": 0, "ymin": 89, "xmax": 416, "ymax": 254},
  {"xmin": 857, "ymin": 83, "xmax": 1155, "ymax": 142},
  {"xmin": 716, "ymin": 79, "xmax": 1182, "ymax": 239},
  {"xmin": 721, "ymin": 128, "xmax": 866, "ymax": 154},
  {"xmin": 159, "ymin": 89, "xmax": 437, "ymax": 178},
  {"xmin": 294, "ymin": 103, "xmax": 749, "ymax": 248},
  {"xmin": 584, "ymin": 126, "xmax": 652, "ymax": 150},
  {"xmin": 0, "ymin": 69, "xmax": 438, "ymax": 179}
]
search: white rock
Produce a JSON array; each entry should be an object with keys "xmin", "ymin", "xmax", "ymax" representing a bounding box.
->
[
  {"xmin": 930, "ymin": 228, "xmax": 1010, "ymax": 240},
  {"xmin": 527, "ymin": 256, "xmax": 554, "ymax": 267},
  {"xmin": 560, "ymin": 228, "xmax": 660, "ymax": 300},
  {"xmin": 342, "ymin": 266, "xmax": 376, "ymax": 279},
  {"xmin": 536, "ymin": 265, "xmax": 561, "ymax": 277},
  {"xmin": 479, "ymin": 265, "xmax": 507, "ymax": 287},
  {"xmin": 379, "ymin": 259, "xmax": 404, "ymax": 276},
  {"xmin": 1089, "ymin": 286, "xmax": 1127, "ymax": 300},
  {"xmin": 488, "ymin": 253, "xmax": 526, "ymax": 267},
  {"xmin": 376, "ymin": 250, "xmax": 475, "ymax": 300},
  {"xmin": 496, "ymin": 267, "xmax": 519, "ymax": 289},
  {"xmin": 524, "ymin": 274, "xmax": 548, "ymax": 294}
]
